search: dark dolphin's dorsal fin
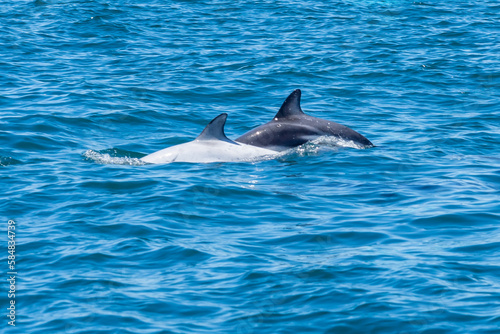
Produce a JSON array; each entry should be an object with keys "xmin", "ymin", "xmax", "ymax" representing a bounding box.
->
[
  {"xmin": 196, "ymin": 113, "xmax": 233, "ymax": 142},
  {"xmin": 274, "ymin": 89, "xmax": 304, "ymax": 119}
]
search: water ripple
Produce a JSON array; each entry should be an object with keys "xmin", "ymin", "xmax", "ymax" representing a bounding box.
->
[{"xmin": 2, "ymin": 0, "xmax": 499, "ymax": 333}]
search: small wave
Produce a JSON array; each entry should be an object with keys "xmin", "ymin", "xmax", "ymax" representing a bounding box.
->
[
  {"xmin": 0, "ymin": 156, "xmax": 23, "ymax": 167},
  {"xmin": 82, "ymin": 149, "xmax": 146, "ymax": 166}
]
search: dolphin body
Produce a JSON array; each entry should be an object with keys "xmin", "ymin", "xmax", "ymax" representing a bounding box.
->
[
  {"xmin": 236, "ymin": 89, "xmax": 373, "ymax": 151},
  {"xmin": 141, "ymin": 113, "xmax": 277, "ymax": 164}
]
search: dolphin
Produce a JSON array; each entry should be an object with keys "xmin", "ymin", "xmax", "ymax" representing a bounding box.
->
[
  {"xmin": 236, "ymin": 89, "xmax": 373, "ymax": 151},
  {"xmin": 141, "ymin": 113, "xmax": 277, "ymax": 164}
]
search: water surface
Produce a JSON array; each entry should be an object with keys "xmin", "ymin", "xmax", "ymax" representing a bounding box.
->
[{"xmin": 1, "ymin": 1, "xmax": 499, "ymax": 333}]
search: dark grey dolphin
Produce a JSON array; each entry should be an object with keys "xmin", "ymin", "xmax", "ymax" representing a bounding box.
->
[{"xmin": 236, "ymin": 89, "xmax": 373, "ymax": 151}]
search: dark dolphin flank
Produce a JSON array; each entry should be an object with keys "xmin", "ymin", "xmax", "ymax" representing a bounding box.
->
[{"xmin": 236, "ymin": 90, "xmax": 374, "ymax": 151}]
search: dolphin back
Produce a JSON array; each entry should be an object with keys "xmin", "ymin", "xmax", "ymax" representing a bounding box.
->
[{"xmin": 236, "ymin": 89, "xmax": 373, "ymax": 150}]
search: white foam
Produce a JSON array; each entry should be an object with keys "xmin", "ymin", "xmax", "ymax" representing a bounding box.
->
[
  {"xmin": 83, "ymin": 150, "xmax": 146, "ymax": 166},
  {"xmin": 309, "ymin": 135, "xmax": 369, "ymax": 150}
]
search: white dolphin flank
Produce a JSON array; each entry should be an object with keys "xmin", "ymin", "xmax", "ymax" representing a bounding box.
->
[{"xmin": 141, "ymin": 113, "xmax": 277, "ymax": 164}]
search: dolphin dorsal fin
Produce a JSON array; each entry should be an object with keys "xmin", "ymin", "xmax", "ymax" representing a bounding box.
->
[
  {"xmin": 196, "ymin": 113, "xmax": 233, "ymax": 142},
  {"xmin": 274, "ymin": 89, "xmax": 304, "ymax": 119}
]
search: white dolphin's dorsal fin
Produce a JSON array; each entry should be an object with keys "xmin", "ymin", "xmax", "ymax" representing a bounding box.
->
[
  {"xmin": 196, "ymin": 113, "xmax": 234, "ymax": 143},
  {"xmin": 274, "ymin": 89, "xmax": 304, "ymax": 120}
]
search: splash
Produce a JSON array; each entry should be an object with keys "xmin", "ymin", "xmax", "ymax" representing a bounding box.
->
[
  {"xmin": 277, "ymin": 135, "xmax": 368, "ymax": 159},
  {"xmin": 310, "ymin": 135, "xmax": 371, "ymax": 150},
  {"xmin": 83, "ymin": 149, "xmax": 146, "ymax": 166}
]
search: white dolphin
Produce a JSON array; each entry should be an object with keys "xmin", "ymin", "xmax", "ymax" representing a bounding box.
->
[{"xmin": 141, "ymin": 113, "xmax": 277, "ymax": 164}]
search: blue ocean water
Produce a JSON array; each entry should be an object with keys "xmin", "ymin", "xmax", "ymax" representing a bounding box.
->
[{"xmin": 1, "ymin": 0, "xmax": 500, "ymax": 333}]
